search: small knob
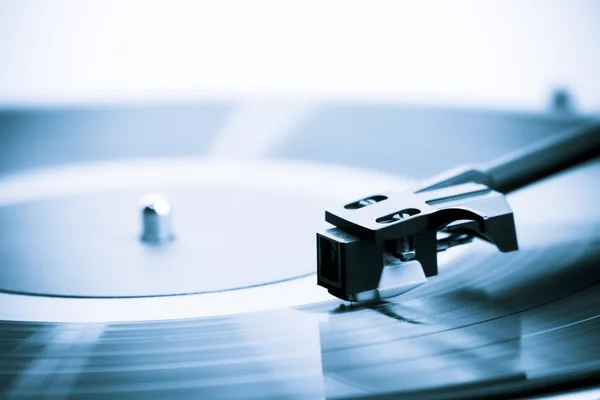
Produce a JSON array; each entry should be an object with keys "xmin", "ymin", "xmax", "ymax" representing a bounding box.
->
[{"xmin": 140, "ymin": 194, "xmax": 174, "ymax": 243}]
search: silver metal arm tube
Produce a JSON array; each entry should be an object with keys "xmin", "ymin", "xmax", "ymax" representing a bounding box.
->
[{"xmin": 417, "ymin": 120, "xmax": 600, "ymax": 194}]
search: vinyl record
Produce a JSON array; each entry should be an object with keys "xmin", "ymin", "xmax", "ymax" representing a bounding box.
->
[{"xmin": 0, "ymin": 104, "xmax": 598, "ymax": 399}]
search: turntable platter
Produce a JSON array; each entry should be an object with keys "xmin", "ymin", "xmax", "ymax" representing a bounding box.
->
[
  {"xmin": 0, "ymin": 105, "xmax": 599, "ymax": 399},
  {"xmin": 0, "ymin": 221, "xmax": 598, "ymax": 399}
]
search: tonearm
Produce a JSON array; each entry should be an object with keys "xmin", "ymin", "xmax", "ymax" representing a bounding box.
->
[{"xmin": 317, "ymin": 122, "xmax": 600, "ymax": 302}]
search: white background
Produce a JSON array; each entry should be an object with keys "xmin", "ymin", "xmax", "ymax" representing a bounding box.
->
[{"xmin": 1, "ymin": 0, "xmax": 599, "ymax": 112}]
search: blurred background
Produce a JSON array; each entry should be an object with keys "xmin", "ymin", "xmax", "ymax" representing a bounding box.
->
[
  {"xmin": 1, "ymin": 0, "xmax": 599, "ymax": 111},
  {"xmin": 0, "ymin": 0, "xmax": 599, "ymax": 179}
]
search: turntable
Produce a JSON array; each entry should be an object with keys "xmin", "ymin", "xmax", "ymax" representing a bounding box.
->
[{"xmin": 0, "ymin": 102, "xmax": 599, "ymax": 399}]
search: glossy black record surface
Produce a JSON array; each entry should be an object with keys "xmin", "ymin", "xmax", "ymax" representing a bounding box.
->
[
  {"xmin": 0, "ymin": 223, "xmax": 599, "ymax": 399},
  {"xmin": 0, "ymin": 103, "xmax": 599, "ymax": 399}
]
